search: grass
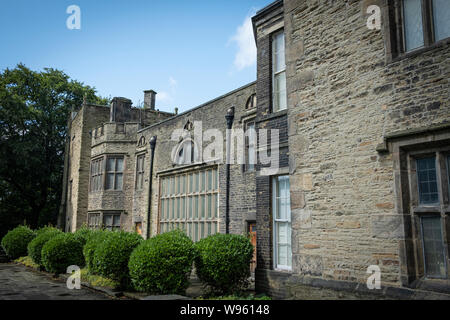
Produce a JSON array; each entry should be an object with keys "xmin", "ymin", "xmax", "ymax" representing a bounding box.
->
[
  {"xmin": 14, "ymin": 256, "xmax": 39, "ymax": 269},
  {"xmin": 80, "ymin": 268, "xmax": 119, "ymax": 289}
]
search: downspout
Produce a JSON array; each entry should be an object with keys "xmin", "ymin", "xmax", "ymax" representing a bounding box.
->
[
  {"xmin": 225, "ymin": 107, "xmax": 235, "ymax": 234},
  {"xmin": 147, "ymin": 136, "xmax": 157, "ymax": 239}
]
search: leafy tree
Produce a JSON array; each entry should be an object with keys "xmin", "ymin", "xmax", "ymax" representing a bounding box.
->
[{"xmin": 0, "ymin": 64, "xmax": 108, "ymax": 238}]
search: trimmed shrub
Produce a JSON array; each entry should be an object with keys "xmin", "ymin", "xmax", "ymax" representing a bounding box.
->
[
  {"xmin": 35, "ymin": 226, "xmax": 58, "ymax": 236},
  {"xmin": 41, "ymin": 233, "xmax": 85, "ymax": 274},
  {"xmin": 73, "ymin": 227, "xmax": 93, "ymax": 247},
  {"xmin": 1, "ymin": 226, "xmax": 36, "ymax": 259},
  {"xmin": 83, "ymin": 229, "xmax": 111, "ymax": 273},
  {"xmin": 128, "ymin": 230, "xmax": 196, "ymax": 294},
  {"xmin": 195, "ymin": 233, "xmax": 253, "ymax": 295},
  {"xmin": 27, "ymin": 227, "xmax": 62, "ymax": 266},
  {"xmin": 93, "ymin": 231, "xmax": 143, "ymax": 287}
]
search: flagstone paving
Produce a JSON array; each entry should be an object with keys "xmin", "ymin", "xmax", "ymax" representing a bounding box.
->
[{"xmin": 0, "ymin": 263, "xmax": 110, "ymax": 300}]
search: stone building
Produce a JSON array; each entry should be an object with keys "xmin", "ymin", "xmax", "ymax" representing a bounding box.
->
[{"xmin": 60, "ymin": 0, "xmax": 450, "ymax": 299}]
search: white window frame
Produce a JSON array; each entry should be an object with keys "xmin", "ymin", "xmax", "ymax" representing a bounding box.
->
[
  {"xmin": 159, "ymin": 167, "xmax": 219, "ymax": 241},
  {"xmin": 272, "ymin": 175, "xmax": 292, "ymax": 271},
  {"xmin": 272, "ymin": 31, "xmax": 287, "ymax": 113}
]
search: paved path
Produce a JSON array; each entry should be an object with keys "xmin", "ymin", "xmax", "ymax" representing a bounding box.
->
[{"xmin": 0, "ymin": 263, "xmax": 110, "ymax": 300}]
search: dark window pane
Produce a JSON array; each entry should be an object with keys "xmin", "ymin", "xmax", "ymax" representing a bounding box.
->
[
  {"xmin": 417, "ymin": 157, "xmax": 439, "ymax": 204},
  {"xmin": 403, "ymin": 0, "xmax": 425, "ymax": 51},
  {"xmin": 432, "ymin": 0, "xmax": 450, "ymax": 41},
  {"xmin": 421, "ymin": 216, "xmax": 446, "ymax": 277}
]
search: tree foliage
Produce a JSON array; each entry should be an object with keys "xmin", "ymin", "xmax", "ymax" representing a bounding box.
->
[{"xmin": 0, "ymin": 64, "xmax": 108, "ymax": 238}]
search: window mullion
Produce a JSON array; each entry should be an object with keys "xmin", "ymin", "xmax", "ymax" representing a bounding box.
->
[{"xmin": 422, "ymin": 0, "xmax": 434, "ymax": 46}]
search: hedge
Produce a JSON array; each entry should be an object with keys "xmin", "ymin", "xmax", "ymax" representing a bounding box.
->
[
  {"xmin": 128, "ymin": 230, "xmax": 196, "ymax": 294},
  {"xmin": 1, "ymin": 226, "xmax": 36, "ymax": 260},
  {"xmin": 27, "ymin": 227, "xmax": 62, "ymax": 266},
  {"xmin": 93, "ymin": 231, "xmax": 143, "ymax": 287},
  {"xmin": 83, "ymin": 229, "xmax": 111, "ymax": 273},
  {"xmin": 195, "ymin": 233, "xmax": 253, "ymax": 295},
  {"xmin": 73, "ymin": 227, "xmax": 93, "ymax": 247},
  {"xmin": 41, "ymin": 233, "xmax": 85, "ymax": 274}
]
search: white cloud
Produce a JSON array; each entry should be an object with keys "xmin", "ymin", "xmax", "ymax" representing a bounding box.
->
[
  {"xmin": 230, "ymin": 15, "xmax": 257, "ymax": 71},
  {"xmin": 156, "ymin": 91, "xmax": 172, "ymax": 104},
  {"xmin": 169, "ymin": 76, "xmax": 177, "ymax": 87},
  {"xmin": 156, "ymin": 77, "xmax": 177, "ymax": 105}
]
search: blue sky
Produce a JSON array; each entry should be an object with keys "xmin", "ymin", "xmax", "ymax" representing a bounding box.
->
[{"xmin": 0, "ymin": 0, "xmax": 270, "ymax": 113}]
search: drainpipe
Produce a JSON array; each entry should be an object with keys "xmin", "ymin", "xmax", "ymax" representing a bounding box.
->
[
  {"xmin": 147, "ymin": 136, "xmax": 157, "ymax": 239},
  {"xmin": 225, "ymin": 106, "xmax": 235, "ymax": 234}
]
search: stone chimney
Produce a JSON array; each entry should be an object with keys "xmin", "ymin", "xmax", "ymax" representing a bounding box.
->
[
  {"xmin": 110, "ymin": 97, "xmax": 132, "ymax": 122},
  {"xmin": 144, "ymin": 90, "xmax": 156, "ymax": 110}
]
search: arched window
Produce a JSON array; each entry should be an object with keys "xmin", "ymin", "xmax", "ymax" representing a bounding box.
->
[
  {"xmin": 245, "ymin": 94, "xmax": 257, "ymax": 109},
  {"xmin": 172, "ymin": 138, "xmax": 199, "ymax": 165}
]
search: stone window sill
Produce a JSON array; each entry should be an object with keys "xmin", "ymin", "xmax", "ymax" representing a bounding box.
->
[{"xmin": 388, "ymin": 38, "xmax": 450, "ymax": 64}]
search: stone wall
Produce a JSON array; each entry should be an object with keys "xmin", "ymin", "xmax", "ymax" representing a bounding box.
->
[
  {"xmin": 272, "ymin": 0, "xmax": 450, "ymax": 297},
  {"xmin": 134, "ymin": 83, "xmax": 257, "ymax": 238},
  {"xmin": 65, "ymin": 104, "xmax": 110, "ymax": 231}
]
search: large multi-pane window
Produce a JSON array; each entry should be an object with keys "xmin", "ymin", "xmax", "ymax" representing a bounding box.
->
[
  {"xmin": 105, "ymin": 157, "xmax": 124, "ymax": 190},
  {"xmin": 90, "ymin": 158, "xmax": 104, "ymax": 192},
  {"xmin": 402, "ymin": 0, "xmax": 450, "ymax": 52},
  {"xmin": 159, "ymin": 167, "xmax": 219, "ymax": 241},
  {"xmin": 272, "ymin": 31, "xmax": 287, "ymax": 112},
  {"xmin": 136, "ymin": 154, "xmax": 145, "ymax": 190},
  {"xmin": 272, "ymin": 175, "xmax": 292, "ymax": 270}
]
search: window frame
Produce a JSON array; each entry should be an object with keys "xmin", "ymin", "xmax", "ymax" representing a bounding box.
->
[
  {"xmin": 406, "ymin": 147, "xmax": 450, "ymax": 280},
  {"xmin": 88, "ymin": 212, "xmax": 101, "ymax": 229},
  {"xmin": 272, "ymin": 175, "xmax": 292, "ymax": 271},
  {"xmin": 90, "ymin": 157, "xmax": 104, "ymax": 192},
  {"xmin": 105, "ymin": 156, "xmax": 124, "ymax": 191},
  {"xmin": 102, "ymin": 212, "xmax": 122, "ymax": 231},
  {"xmin": 271, "ymin": 30, "xmax": 287, "ymax": 113},
  {"xmin": 386, "ymin": 0, "xmax": 450, "ymax": 60},
  {"xmin": 244, "ymin": 119, "xmax": 257, "ymax": 172},
  {"xmin": 245, "ymin": 94, "xmax": 257, "ymax": 110},
  {"xmin": 158, "ymin": 166, "xmax": 219, "ymax": 242},
  {"xmin": 136, "ymin": 154, "xmax": 145, "ymax": 190}
]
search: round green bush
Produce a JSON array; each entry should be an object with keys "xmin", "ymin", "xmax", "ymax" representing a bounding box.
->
[
  {"xmin": 41, "ymin": 233, "xmax": 85, "ymax": 274},
  {"xmin": 35, "ymin": 226, "xmax": 58, "ymax": 237},
  {"xmin": 27, "ymin": 227, "xmax": 62, "ymax": 266},
  {"xmin": 195, "ymin": 233, "xmax": 254, "ymax": 295},
  {"xmin": 1, "ymin": 226, "xmax": 36, "ymax": 259},
  {"xmin": 83, "ymin": 229, "xmax": 111, "ymax": 273},
  {"xmin": 73, "ymin": 227, "xmax": 93, "ymax": 247},
  {"xmin": 93, "ymin": 231, "xmax": 143, "ymax": 287},
  {"xmin": 128, "ymin": 230, "xmax": 196, "ymax": 294}
]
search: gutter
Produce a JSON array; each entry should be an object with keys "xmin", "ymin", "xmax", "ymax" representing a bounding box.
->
[
  {"xmin": 147, "ymin": 136, "xmax": 157, "ymax": 239},
  {"xmin": 225, "ymin": 106, "xmax": 235, "ymax": 234}
]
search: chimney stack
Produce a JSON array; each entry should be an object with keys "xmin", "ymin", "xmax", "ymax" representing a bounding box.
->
[{"xmin": 144, "ymin": 90, "xmax": 156, "ymax": 110}]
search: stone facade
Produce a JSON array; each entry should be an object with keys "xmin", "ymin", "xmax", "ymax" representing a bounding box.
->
[
  {"xmin": 61, "ymin": 0, "xmax": 450, "ymax": 299},
  {"xmin": 253, "ymin": 0, "xmax": 450, "ymax": 299}
]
